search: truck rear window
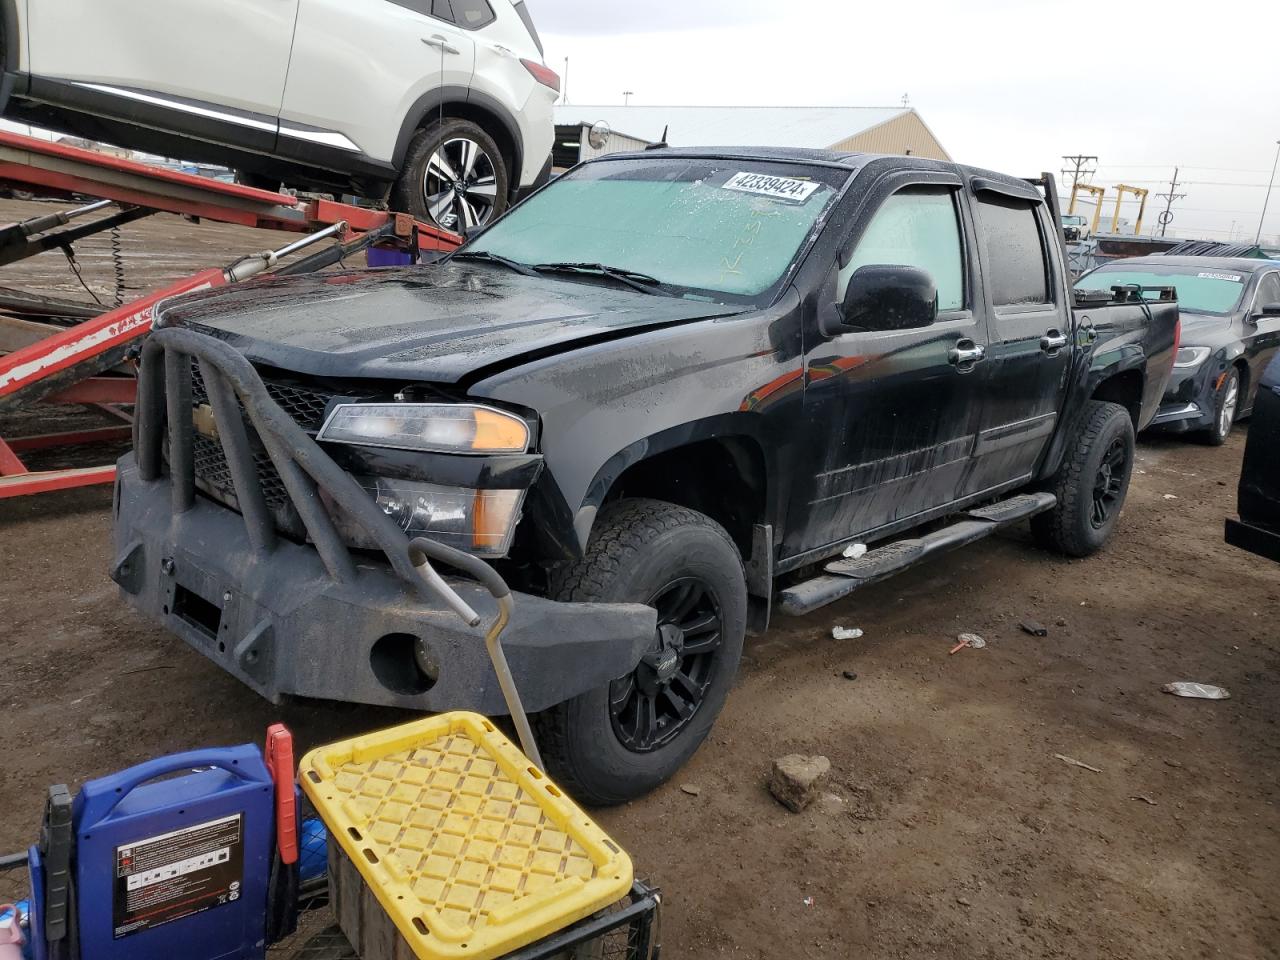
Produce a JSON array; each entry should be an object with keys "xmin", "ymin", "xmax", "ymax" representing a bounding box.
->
[
  {"xmin": 1076, "ymin": 267, "xmax": 1245, "ymax": 316},
  {"xmin": 464, "ymin": 157, "xmax": 847, "ymax": 303}
]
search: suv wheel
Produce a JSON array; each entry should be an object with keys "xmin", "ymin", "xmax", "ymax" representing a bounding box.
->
[
  {"xmin": 1204, "ymin": 368, "xmax": 1240, "ymax": 446},
  {"xmin": 534, "ymin": 499, "xmax": 747, "ymax": 806},
  {"xmin": 1031, "ymin": 400, "xmax": 1135, "ymax": 558},
  {"xmin": 392, "ymin": 118, "xmax": 509, "ymax": 232}
]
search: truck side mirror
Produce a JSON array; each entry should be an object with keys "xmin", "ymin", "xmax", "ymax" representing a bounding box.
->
[{"xmin": 838, "ymin": 264, "xmax": 938, "ymax": 332}]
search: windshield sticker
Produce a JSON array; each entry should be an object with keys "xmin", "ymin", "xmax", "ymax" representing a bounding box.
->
[
  {"xmin": 1197, "ymin": 271, "xmax": 1242, "ymax": 282},
  {"xmin": 722, "ymin": 172, "xmax": 820, "ymax": 203}
]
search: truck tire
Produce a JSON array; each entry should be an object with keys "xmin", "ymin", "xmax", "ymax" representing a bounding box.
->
[
  {"xmin": 1202, "ymin": 367, "xmax": 1240, "ymax": 447},
  {"xmin": 534, "ymin": 499, "xmax": 747, "ymax": 806},
  {"xmin": 391, "ymin": 118, "xmax": 509, "ymax": 232},
  {"xmin": 1031, "ymin": 400, "xmax": 1135, "ymax": 558}
]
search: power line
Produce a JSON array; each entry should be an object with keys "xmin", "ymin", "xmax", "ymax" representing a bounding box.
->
[
  {"xmin": 1060, "ymin": 154, "xmax": 1097, "ymax": 195},
  {"xmin": 1154, "ymin": 168, "xmax": 1187, "ymax": 238}
]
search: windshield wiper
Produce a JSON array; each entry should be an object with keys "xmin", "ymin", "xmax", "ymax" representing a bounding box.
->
[
  {"xmin": 450, "ymin": 250, "xmax": 540, "ymax": 277},
  {"xmin": 531, "ymin": 262, "xmax": 676, "ymax": 297}
]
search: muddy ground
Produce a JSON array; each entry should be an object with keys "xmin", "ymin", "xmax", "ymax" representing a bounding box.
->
[{"xmin": 1, "ymin": 201, "xmax": 1278, "ymax": 958}]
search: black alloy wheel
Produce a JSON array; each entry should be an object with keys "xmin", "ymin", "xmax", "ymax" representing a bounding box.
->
[
  {"xmin": 609, "ymin": 577, "xmax": 723, "ymax": 753},
  {"xmin": 1090, "ymin": 434, "xmax": 1129, "ymax": 528}
]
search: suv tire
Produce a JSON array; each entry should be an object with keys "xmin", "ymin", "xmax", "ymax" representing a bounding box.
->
[
  {"xmin": 534, "ymin": 499, "xmax": 747, "ymax": 806},
  {"xmin": 1202, "ymin": 367, "xmax": 1240, "ymax": 447},
  {"xmin": 392, "ymin": 118, "xmax": 509, "ymax": 232},
  {"xmin": 1032, "ymin": 400, "xmax": 1135, "ymax": 558}
]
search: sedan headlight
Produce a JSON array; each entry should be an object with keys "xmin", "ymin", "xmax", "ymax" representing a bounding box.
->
[
  {"xmin": 327, "ymin": 477, "xmax": 525, "ymax": 557},
  {"xmin": 318, "ymin": 403, "xmax": 530, "ymax": 454},
  {"xmin": 1174, "ymin": 347, "xmax": 1211, "ymax": 369}
]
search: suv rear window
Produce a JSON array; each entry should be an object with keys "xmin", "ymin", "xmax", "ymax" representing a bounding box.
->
[
  {"xmin": 978, "ymin": 196, "xmax": 1050, "ymax": 306},
  {"xmin": 448, "ymin": 0, "xmax": 496, "ymax": 28}
]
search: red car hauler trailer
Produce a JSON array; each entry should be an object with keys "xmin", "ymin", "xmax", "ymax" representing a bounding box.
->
[{"xmin": 0, "ymin": 129, "xmax": 460, "ymax": 497}]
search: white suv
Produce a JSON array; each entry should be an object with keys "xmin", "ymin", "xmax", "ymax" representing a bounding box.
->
[{"xmin": 0, "ymin": 0, "xmax": 558, "ymax": 229}]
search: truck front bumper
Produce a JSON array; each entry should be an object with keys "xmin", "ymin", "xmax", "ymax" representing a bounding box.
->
[{"xmin": 111, "ymin": 455, "xmax": 656, "ymax": 715}]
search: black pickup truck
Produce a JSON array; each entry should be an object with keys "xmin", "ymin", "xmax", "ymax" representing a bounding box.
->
[{"xmin": 112, "ymin": 148, "xmax": 1179, "ymax": 804}]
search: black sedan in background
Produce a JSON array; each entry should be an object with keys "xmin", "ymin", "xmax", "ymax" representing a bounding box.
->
[
  {"xmin": 1226, "ymin": 352, "xmax": 1280, "ymax": 562},
  {"xmin": 1076, "ymin": 256, "xmax": 1280, "ymax": 444}
]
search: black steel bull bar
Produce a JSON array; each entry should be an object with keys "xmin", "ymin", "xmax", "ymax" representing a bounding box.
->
[
  {"xmin": 135, "ymin": 327, "xmax": 482, "ymax": 615},
  {"xmin": 135, "ymin": 326, "xmax": 550, "ymax": 762}
]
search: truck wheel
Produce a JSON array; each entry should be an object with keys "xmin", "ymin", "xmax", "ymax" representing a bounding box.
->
[
  {"xmin": 535, "ymin": 499, "xmax": 746, "ymax": 806},
  {"xmin": 1203, "ymin": 367, "xmax": 1240, "ymax": 447},
  {"xmin": 391, "ymin": 118, "xmax": 509, "ymax": 232},
  {"xmin": 1031, "ymin": 400, "xmax": 1135, "ymax": 558}
]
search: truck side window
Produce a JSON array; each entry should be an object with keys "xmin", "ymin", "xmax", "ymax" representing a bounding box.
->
[
  {"xmin": 839, "ymin": 189, "xmax": 965, "ymax": 313},
  {"xmin": 978, "ymin": 196, "xmax": 1050, "ymax": 306}
]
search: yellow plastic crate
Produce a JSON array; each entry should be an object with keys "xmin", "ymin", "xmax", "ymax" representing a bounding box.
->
[{"xmin": 299, "ymin": 712, "xmax": 634, "ymax": 960}]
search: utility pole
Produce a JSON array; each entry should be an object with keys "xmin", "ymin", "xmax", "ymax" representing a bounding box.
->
[
  {"xmin": 1155, "ymin": 167, "xmax": 1186, "ymax": 238},
  {"xmin": 622, "ymin": 90, "xmax": 633, "ymax": 106},
  {"xmin": 1256, "ymin": 139, "xmax": 1280, "ymax": 245},
  {"xmin": 1060, "ymin": 154, "xmax": 1097, "ymax": 194},
  {"xmin": 561, "ymin": 57, "xmax": 569, "ymax": 104}
]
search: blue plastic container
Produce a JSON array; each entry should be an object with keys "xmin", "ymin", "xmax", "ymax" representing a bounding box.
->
[
  {"xmin": 73, "ymin": 745, "xmax": 274, "ymax": 960},
  {"xmin": 365, "ymin": 246, "xmax": 414, "ymax": 267}
]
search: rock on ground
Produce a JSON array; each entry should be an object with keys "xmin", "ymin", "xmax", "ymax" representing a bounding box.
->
[{"xmin": 769, "ymin": 754, "xmax": 831, "ymax": 812}]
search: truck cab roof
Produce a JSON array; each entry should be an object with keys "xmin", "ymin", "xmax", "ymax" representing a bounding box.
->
[{"xmin": 599, "ymin": 146, "xmax": 1043, "ymax": 198}]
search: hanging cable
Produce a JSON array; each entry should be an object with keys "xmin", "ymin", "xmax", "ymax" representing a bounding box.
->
[{"xmin": 60, "ymin": 243, "xmax": 103, "ymax": 306}]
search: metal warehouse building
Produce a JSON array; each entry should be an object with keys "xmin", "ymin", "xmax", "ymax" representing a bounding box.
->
[{"xmin": 551, "ymin": 104, "xmax": 951, "ymax": 166}]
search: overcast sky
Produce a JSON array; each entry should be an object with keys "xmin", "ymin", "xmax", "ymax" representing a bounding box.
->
[{"xmin": 534, "ymin": 0, "xmax": 1280, "ymax": 243}]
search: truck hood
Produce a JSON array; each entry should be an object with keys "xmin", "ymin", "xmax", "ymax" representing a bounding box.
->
[{"xmin": 160, "ymin": 264, "xmax": 744, "ymax": 383}]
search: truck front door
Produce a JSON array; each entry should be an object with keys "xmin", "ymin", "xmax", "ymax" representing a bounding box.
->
[
  {"xmin": 962, "ymin": 188, "xmax": 1072, "ymax": 494},
  {"xmin": 783, "ymin": 178, "xmax": 990, "ymax": 558}
]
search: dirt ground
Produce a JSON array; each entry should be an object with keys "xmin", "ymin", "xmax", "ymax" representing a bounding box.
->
[{"xmin": 1, "ymin": 202, "xmax": 1278, "ymax": 958}]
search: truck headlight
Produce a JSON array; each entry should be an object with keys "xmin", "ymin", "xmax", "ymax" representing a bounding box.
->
[
  {"xmin": 327, "ymin": 478, "xmax": 525, "ymax": 557},
  {"xmin": 318, "ymin": 403, "xmax": 530, "ymax": 454},
  {"xmin": 1174, "ymin": 347, "xmax": 1211, "ymax": 369}
]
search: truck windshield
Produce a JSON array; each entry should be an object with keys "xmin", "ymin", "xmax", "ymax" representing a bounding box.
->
[
  {"xmin": 1075, "ymin": 266, "xmax": 1246, "ymax": 316},
  {"xmin": 460, "ymin": 157, "xmax": 847, "ymax": 303}
]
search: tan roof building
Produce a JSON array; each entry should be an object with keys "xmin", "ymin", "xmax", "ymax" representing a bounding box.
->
[{"xmin": 551, "ymin": 105, "xmax": 950, "ymax": 161}]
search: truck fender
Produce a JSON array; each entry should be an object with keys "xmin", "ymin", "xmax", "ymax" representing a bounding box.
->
[{"xmin": 575, "ymin": 414, "xmax": 780, "ymax": 553}]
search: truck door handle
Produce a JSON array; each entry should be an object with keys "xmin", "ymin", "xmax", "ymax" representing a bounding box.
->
[
  {"xmin": 948, "ymin": 338, "xmax": 986, "ymax": 371},
  {"xmin": 422, "ymin": 35, "xmax": 460, "ymax": 54},
  {"xmin": 1040, "ymin": 329, "xmax": 1069, "ymax": 355}
]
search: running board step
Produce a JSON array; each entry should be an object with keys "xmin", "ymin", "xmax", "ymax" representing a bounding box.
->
[{"xmin": 777, "ymin": 492, "xmax": 1056, "ymax": 617}]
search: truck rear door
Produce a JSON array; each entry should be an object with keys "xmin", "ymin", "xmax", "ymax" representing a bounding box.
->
[
  {"xmin": 961, "ymin": 183, "xmax": 1073, "ymax": 494},
  {"xmin": 783, "ymin": 174, "xmax": 990, "ymax": 557}
]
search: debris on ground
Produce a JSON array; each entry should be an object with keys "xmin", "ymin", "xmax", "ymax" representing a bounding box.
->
[
  {"xmin": 802, "ymin": 896, "xmax": 815, "ymax": 907},
  {"xmin": 769, "ymin": 754, "xmax": 831, "ymax": 812},
  {"xmin": 1055, "ymin": 617, "xmax": 1068, "ymax": 627},
  {"xmin": 1129, "ymin": 795, "xmax": 1158, "ymax": 805},
  {"xmin": 680, "ymin": 783, "xmax": 702, "ymax": 797},
  {"xmin": 841, "ymin": 670, "xmax": 858, "ymax": 681},
  {"xmin": 1162, "ymin": 681, "xmax": 1231, "ymax": 700},
  {"xmin": 956, "ymin": 896, "xmax": 973, "ymax": 907},
  {"xmin": 949, "ymin": 633, "xmax": 986, "ymax": 654},
  {"xmin": 1019, "ymin": 619, "xmax": 1048, "ymax": 637},
  {"xmin": 1054, "ymin": 753, "xmax": 1102, "ymax": 773},
  {"xmin": 1163, "ymin": 494, "xmax": 1179, "ymax": 500},
  {"xmin": 832, "ymin": 626, "xmax": 863, "ymax": 640},
  {"xmin": 842, "ymin": 542, "xmax": 868, "ymax": 559}
]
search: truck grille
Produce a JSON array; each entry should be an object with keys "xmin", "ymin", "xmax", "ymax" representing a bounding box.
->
[{"xmin": 188, "ymin": 361, "xmax": 336, "ymax": 513}]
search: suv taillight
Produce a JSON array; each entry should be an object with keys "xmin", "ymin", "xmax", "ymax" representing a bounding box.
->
[{"xmin": 521, "ymin": 59, "xmax": 560, "ymax": 93}]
